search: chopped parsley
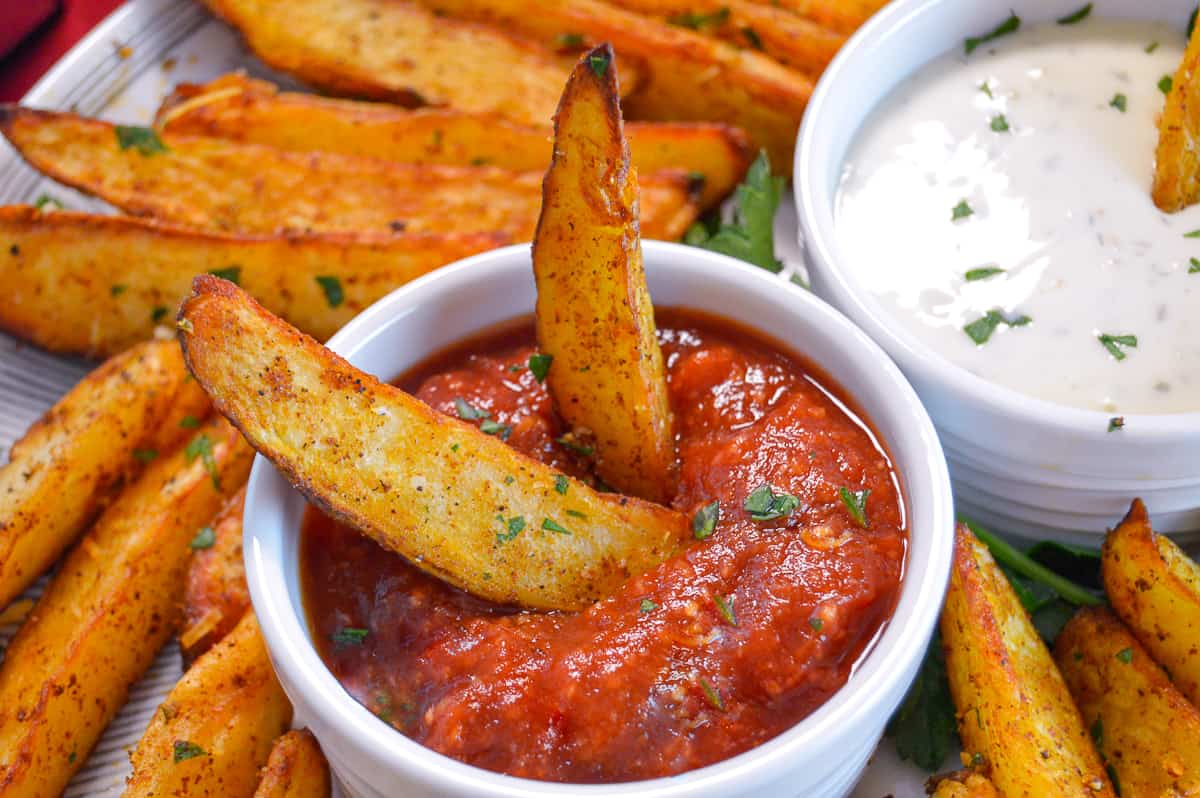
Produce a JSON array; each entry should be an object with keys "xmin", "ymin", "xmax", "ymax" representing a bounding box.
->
[
  {"xmin": 684, "ymin": 151, "xmax": 784, "ymax": 272},
  {"xmin": 479, "ymin": 419, "xmax": 512, "ymax": 440},
  {"xmin": 713, "ymin": 594, "xmax": 738, "ymax": 626},
  {"xmin": 979, "ymin": 81, "xmax": 994, "ymax": 99},
  {"xmin": 692, "ymin": 500, "xmax": 720, "ymax": 540},
  {"xmin": 951, "ymin": 199, "xmax": 974, "ymax": 221},
  {"xmin": 115, "ymin": 125, "xmax": 167, "ymax": 156},
  {"xmin": 184, "ymin": 434, "xmax": 221, "ymax": 490},
  {"xmin": 132, "ymin": 448, "xmax": 158, "ymax": 462},
  {"xmin": 1097, "ymin": 333, "xmax": 1137, "ymax": 361},
  {"xmin": 1184, "ymin": 229, "xmax": 1200, "ymax": 238},
  {"xmin": 172, "ymin": 740, "xmax": 206, "ymax": 763},
  {"xmin": 887, "ymin": 631, "xmax": 957, "ymax": 771},
  {"xmin": 1191, "ymin": 7, "xmax": 1199, "ymax": 37},
  {"xmin": 964, "ymin": 266, "xmax": 1004, "ymax": 282},
  {"xmin": 743, "ymin": 484, "xmax": 800, "ymax": 521},
  {"xmin": 556, "ymin": 435, "xmax": 594, "ymax": 457},
  {"xmin": 964, "ymin": 309, "xmax": 1031, "ymax": 345},
  {"xmin": 639, "ymin": 598, "xmax": 658, "ymax": 613},
  {"xmin": 331, "ymin": 627, "xmax": 369, "ymax": 647},
  {"xmin": 838, "ymin": 487, "xmax": 870, "ymax": 528},
  {"xmin": 1146, "ymin": 41, "xmax": 1160, "ymax": 53},
  {"xmin": 1110, "ymin": 93, "xmax": 1127, "ymax": 112},
  {"xmin": 809, "ymin": 616, "xmax": 824, "ymax": 632},
  {"xmin": 189, "ymin": 526, "xmax": 216, "ymax": 550},
  {"xmin": 542, "ymin": 517, "xmax": 571, "ymax": 535},
  {"xmin": 1108, "ymin": 416, "xmax": 1125, "ymax": 433},
  {"xmin": 554, "ymin": 475, "xmax": 569, "ymax": 495},
  {"xmin": 668, "ymin": 8, "xmax": 730, "ymax": 29},
  {"xmin": 1191, "ymin": 257, "xmax": 1200, "ymax": 273},
  {"xmin": 698, "ymin": 678, "xmax": 724, "ymax": 711},
  {"xmin": 555, "ymin": 32, "xmax": 585, "ymax": 48},
  {"xmin": 587, "ymin": 50, "xmax": 610, "ymax": 77},
  {"xmin": 315, "ymin": 275, "xmax": 343, "ymax": 308},
  {"xmin": 68, "ymin": 750, "xmax": 76, "ymax": 764},
  {"xmin": 990, "ymin": 113, "xmax": 1010, "ymax": 132},
  {"xmin": 151, "ymin": 306, "xmax": 169, "ymax": 323},
  {"xmin": 1159, "ymin": 75, "xmax": 1174, "ymax": 95},
  {"xmin": 566, "ymin": 509, "xmax": 587, "ymax": 519},
  {"xmin": 528, "ymin": 353, "xmax": 553, "ymax": 382},
  {"xmin": 964, "ymin": 13, "xmax": 1020, "ymax": 55},
  {"xmin": 742, "ymin": 26, "xmax": 764, "ymax": 50},
  {"xmin": 179, "ymin": 415, "xmax": 200, "ymax": 429},
  {"xmin": 496, "ymin": 515, "xmax": 525, "ymax": 543},
  {"xmin": 454, "ymin": 398, "xmax": 489, "ymax": 420},
  {"xmin": 110, "ymin": 284, "xmax": 127, "ymax": 297},
  {"xmin": 1115, "ymin": 647, "xmax": 1133, "ymax": 664},
  {"xmin": 34, "ymin": 194, "xmax": 63, "ymax": 211},
  {"xmin": 1056, "ymin": 3, "xmax": 1092, "ymax": 24},
  {"xmin": 208, "ymin": 266, "xmax": 241, "ymax": 285}
]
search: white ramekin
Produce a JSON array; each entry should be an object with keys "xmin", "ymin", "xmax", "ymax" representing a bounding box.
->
[
  {"xmin": 795, "ymin": 0, "xmax": 1200, "ymax": 542},
  {"xmin": 243, "ymin": 243, "xmax": 954, "ymax": 798}
]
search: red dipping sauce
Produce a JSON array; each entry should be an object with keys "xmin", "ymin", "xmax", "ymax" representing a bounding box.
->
[{"xmin": 300, "ymin": 309, "xmax": 907, "ymax": 783}]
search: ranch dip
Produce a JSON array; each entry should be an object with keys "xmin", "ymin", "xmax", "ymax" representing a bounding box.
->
[{"xmin": 836, "ymin": 16, "xmax": 1200, "ymax": 415}]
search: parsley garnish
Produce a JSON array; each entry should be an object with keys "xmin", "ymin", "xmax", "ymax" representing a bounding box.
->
[
  {"xmin": 554, "ymin": 475, "xmax": 569, "ymax": 495},
  {"xmin": 742, "ymin": 26, "xmax": 763, "ymax": 50},
  {"xmin": 713, "ymin": 594, "xmax": 738, "ymax": 626},
  {"xmin": 480, "ymin": 419, "xmax": 512, "ymax": 440},
  {"xmin": 115, "ymin": 125, "xmax": 167, "ymax": 156},
  {"xmin": 887, "ymin": 632, "xmax": 957, "ymax": 771},
  {"xmin": 964, "ymin": 13, "xmax": 1020, "ymax": 54},
  {"xmin": 990, "ymin": 114, "xmax": 1010, "ymax": 132},
  {"xmin": 1108, "ymin": 416, "xmax": 1125, "ymax": 432},
  {"xmin": 179, "ymin": 415, "xmax": 200, "ymax": 429},
  {"xmin": 151, "ymin": 306, "xmax": 168, "ymax": 323},
  {"xmin": 496, "ymin": 515, "xmax": 525, "ymax": 543},
  {"xmin": 133, "ymin": 448, "xmax": 158, "ymax": 462},
  {"xmin": 668, "ymin": 8, "xmax": 730, "ymax": 29},
  {"xmin": 1159, "ymin": 75, "xmax": 1174, "ymax": 95},
  {"xmin": 699, "ymin": 678, "xmax": 724, "ymax": 711},
  {"xmin": 979, "ymin": 81, "xmax": 994, "ymax": 99},
  {"xmin": 566, "ymin": 509, "xmax": 587, "ymax": 518},
  {"xmin": 454, "ymin": 398, "xmax": 489, "ymax": 420},
  {"xmin": 315, "ymin": 275, "xmax": 343, "ymax": 308},
  {"xmin": 184, "ymin": 434, "xmax": 221, "ymax": 490},
  {"xmin": 110, "ymin": 284, "xmax": 127, "ymax": 297},
  {"xmin": 964, "ymin": 309, "xmax": 1031, "ymax": 345},
  {"xmin": 639, "ymin": 598, "xmax": 658, "ymax": 613},
  {"xmin": 809, "ymin": 616, "xmax": 824, "ymax": 632},
  {"xmin": 1091, "ymin": 716, "xmax": 1104, "ymax": 749},
  {"xmin": 587, "ymin": 50, "xmax": 610, "ymax": 77},
  {"xmin": 528, "ymin": 353, "xmax": 553, "ymax": 382},
  {"xmin": 1056, "ymin": 3, "xmax": 1092, "ymax": 24},
  {"xmin": 1097, "ymin": 333, "xmax": 1137, "ymax": 361},
  {"xmin": 743, "ymin": 484, "xmax": 800, "ymax": 521},
  {"xmin": 172, "ymin": 741, "xmax": 206, "ymax": 763},
  {"xmin": 838, "ymin": 487, "xmax": 870, "ymax": 528},
  {"xmin": 1191, "ymin": 257, "xmax": 1200, "ymax": 273},
  {"xmin": 1146, "ymin": 41, "xmax": 1160, "ymax": 53},
  {"xmin": 1115, "ymin": 647, "xmax": 1133, "ymax": 663},
  {"xmin": 964, "ymin": 266, "xmax": 1004, "ymax": 282},
  {"xmin": 542, "ymin": 517, "xmax": 571, "ymax": 535},
  {"xmin": 555, "ymin": 32, "xmax": 585, "ymax": 48},
  {"xmin": 1191, "ymin": 7, "xmax": 1199, "ymax": 37},
  {"xmin": 189, "ymin": 526, "xmax": 216, "ymax": 550},
  {"xmin": 692, "ymin": 501, "xmax": 720, "ymax": 540},
  {"xmin": 1110, "ymin": 93, "xmax": 1127, "ymax": 112},
  {"xmin": 1184, "ymin": 229, "xmax": 1200, "ymax": 238},
  {"xmin": 34, "ymin": 194, "xmax": 63, "ymax": 211},
  {"xmin": 556, "ymin": 435, "xmax": 594, "ymax": 457},
  {"xmin": 208, "ymin": 266, "xmax": 241, "ymax": 285},
  {"xmin": 951, "ymin": 199, "xmax": 973, "ymax": 221},
  {"xmin": 684, "ymin": 151, "xmax": 783, "ymax": 272},
  {"xmin": 331, "ymin": 627, "xmax": 369, "ymax": 647},
  {"xmin": 68, "ymin": 750, "xmax": 76, "ymax": 764}
]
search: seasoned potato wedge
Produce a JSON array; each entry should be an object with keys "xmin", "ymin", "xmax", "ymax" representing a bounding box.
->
[
  {"xmin": 178, "ymin": 276, "xmax": 688, "ymax": 611},
  {"xmin": 124, "ymin": 612, "xmax": 291, "ymax": 798},
  {"xmin": 253, "ymin": 730, "xmax": 331, "ymax": 798},
  {"xmin": 928, "ymin": 771, "xmax": 1000, "ymax": 798},
  {"xmin": 533, "ymin": 46, "xmax": 676, "ymax": 503},
  {"xmin": 181, "ymin": 487, "xmax": 250, "ymax": 664},
  {"xmin": 1055, "ymin": 606, "xmax": 1200, "ymax": 798},
  {"xmin": 0, "ymin": 205, "xmax": 504, "ymax": 357},
  {"xmin": 749, "ymin": 0, "xmax": 887, "ymax": 35},
  {"xmin": 156, "ymin": 75, "xmax": 751, "ymax": 208},
  {"xmin": 941, "ymin": 524, "xmax": 1114, "ymax": 798},
  {"xmin": 1102, "ymin": 498, "xmax": 1200, "ymax": 706},
  {"xmin": 0, "ymin": 419, "xmax": 252, "ymax": 797},
  {"xmin": 1152, "ymin": 19, "xmax": 1200, "ymax": 211},
  {"xmin": 0, "ymin": 339, "xmax": 209, "ymax": 610},
  {"xmin": 412, "ymin": 0, "xmax": 812, "ymax": 172},
  {"xmin": 0, "ymin": 107, "xmax": 699, "ymax": 240}
]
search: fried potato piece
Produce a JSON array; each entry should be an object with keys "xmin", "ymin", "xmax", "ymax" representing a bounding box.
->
[
  {"xmin": 0, "ymin": 338, "xmax": 209, "ymax": 610},
  {"xmin": 178, "ymin": 276, "xmax": 688, "ymax": 611},
  {"xmin": 411, "ymin": 0, "xmax": 812, "ymax": 172},
  {"xmin": 123, "ymin": 612, "xmax": 291, "ymax": 798},
  {"xmin": 0, "ymin": 419, "xmax": 252, "ymax": 797},
  {"xmin": 1055, "ymin": 606, "xmax": 1200, "ymax": 798},
  {"xmin": 180, "ymin": 487, "xmax": 249, "ymax": 664},
  {"xmin": 746, "ymin": 0, "xmax": 887, "ymax": 36},
  {"xmin": 1102, "ymin": 498, "xmax": 1200, "ymax": 706},
  {"xmin": 253, "ymin": 730, "xmax": 331, "ymax": 798},
  {"xmin": 0, "ymin": 205, "xmax": 504, "ymax": 357},
  {"xmin": 941, "ymin": 524, "xmax": 1114, "ymax": 798},
  {"xmin": 533, "ymin": 47, "xmax": 676, "ymax": 504},
  {"xmin": 156, "ymin": 75, "xmax": 751, "ymax": 209},
  {"xmin": 928, "ymin": 771, "xmax": 1001, "ymax": 798},
  {"xmin": 1152, "ymin": 20, "xmax": 1200, "ymax": 211}
]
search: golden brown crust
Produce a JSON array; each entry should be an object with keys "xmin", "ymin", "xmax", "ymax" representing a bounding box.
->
[
  {"xmin": 253, "ymin": 730, "xmax": 331, "ymax": 798},
  {"xmin": 1153, "ymin": 21, "xmax": 1200, "ymax": 211},
  {"xmin": 181, "ymin": 487, "xmax": 249, "ymax": 664}
]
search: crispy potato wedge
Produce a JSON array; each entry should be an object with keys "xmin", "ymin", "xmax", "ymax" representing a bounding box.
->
[
  {"xmin": 0, "ymin": 419, "xmax": 252, "ymax": 797},
  {"xmin": 0, "ymin": 107, "xmax": 698, "ymax": 240},
  {"xmin": 928, "ymin": 771, "xmax": 1001, "ymax": 798},
  {"xmin": 1055, "ymin": 606, "xmax": 1200, "ymax": 798},
  {"xmin": 178, "ymin": 276, "xmax": 688, "ymax": 611},
  {"xmin": 181, "ymin": 487, "xmax": 250, "ymax": 664},
  {"xmin": 0, "ymin": 338, "xmax": 209, "ymax": 610},
  {"xmin": 533, "ymin": 46, "xmax": 676, "ymax": 503},
  {"xmin": 941, "ymin": 524, "xmax": 1114, "ymax": 798},
  {"xmin": 746, "ymin": 0, "xmax": 886, "ymax": 36},
  {"xmin": 1152, "ymin": 20, "xmax": 1200, "ymax": 211},
  {"xmin": 253, "ymin": 730, "xmax": 331, "ymax": 798},
  {"xmin": 1102, "ymin": 498, "xmax": 1200, "ymax": 706},
  {"xmin": 124, "ymin": 612, "xmax": 291, "ymax": 798},
  {"xmin": 156, "ymin": 75, "xmax": 751, "ymax": 209},
  {"xmin": 412, "ymin": 0, "xmax": 812, "ymax": 172},
  {"xmin": 0, "ymin": 205, "xmax": 504, "ymax": 357}
]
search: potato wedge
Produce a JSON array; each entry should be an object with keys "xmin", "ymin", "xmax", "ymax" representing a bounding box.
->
[
  {"xmin": 746, "ymin": 0, "xmax": 886, "ymax": 36},
  {"xmin": 253, "ymin": 730, "xmax": 331, "ymax": 798},
  {"xmin": 411, "ymin": 0, "xmax": 812, "ymax": 172},
  {"xmin": 0, "ymin": 338, "xmax": 209, "ymax": 610},
  {"xmin": 156, "ymin": 75, "xmax": 751, "ymax": 209},
  {"xmin": 533, "ymin": 46, "xmax": 676, "ymax": 503},
  {"xmin": 929, "ymin": 771, "xmax": 1001, "ymax": 798},
  {"xmin": 1152, "ymin": 19, "xmax": 1200, "ymax": 211},
  {"xmin": 124, "ymin": 612, "xmax": 291, "ymax": 798},
  {"xmin": 178, "ymin": 276, "xmax": 688, "ymax": 611},
  {"xmin": 181, "ymin": 487, "xmax": 249, "ymax": 664},
  {"xmin": 0, "ymin": 419, "xmax": 252, "ymax": 797},
  {"xmin": 941, "ymin": 524, "xmax": 1114, "ymax": 798},
  {"xmin": 1102, "ymin": 498, "xmax": 1200, "ymax": 706},
  {"xmin": 1055, "ymin": 606, "xmax": 1200, "ymax": 798},
  {"xmin": 0, "ymin": 205, "xmax": 504, "ymax": 357},
  {"xmin": 0, "ymin": 107, "xmax": 698, "ymax": 240}
]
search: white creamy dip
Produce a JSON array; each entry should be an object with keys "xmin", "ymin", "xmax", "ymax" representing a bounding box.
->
[{"xmin": 836, "ymin": 17, "xmax": 1200, "ymax": 415}]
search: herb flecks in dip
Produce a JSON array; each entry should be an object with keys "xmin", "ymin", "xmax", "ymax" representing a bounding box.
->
[
  {"xmin": 837, "ymin": 18, "xmax": 1199, "ymax": 414},
  {"xmin": 301, "ymin": 311, "xmax": 907, "ymax": 782}
]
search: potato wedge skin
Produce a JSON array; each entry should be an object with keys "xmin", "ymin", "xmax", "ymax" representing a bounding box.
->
[
  {"xmin": 749, "ymin": 0, "xmax": 886, "ymax": 36},
  {"xmin": 0, "ymin": 339, "xmax": 209, "ymax": 610},
  {"xmin": 156, "ymin": 75, "xmax": 751, "ymax": 209},
  {"xmin": 0, "ymin": 107, "xmax": 696, "ymax": 241},
  {"xmin": 0, "ymin": 419, "xmax": 252, "ymax": 797},
  {"xmin": 253, "ymin": 730, "xmax": 331, "ymax": 798},
  {"xmin": 941, "ymin": 524, "xmax": 1114, "ymax": 798},
  {"xmin": 124, "ymin": 612, "xmax": 291, "ymax": 798},
  {"xmin": 1152, "ymin": 22, "xmax": 1200, "ymax": 211},
  {"xmin": 533, "ymin": 47, "xmax": 676, "ymax": 504},
  {"xmin": 0, "ymin": 205, "xmax": 504, "ymax": 357},
  {"xmin": 178, "ymin": 276, "xmax": 688, "ymax": 611},
  {"xmin": 1055, "ymin": 606, "xmax": 1200, "ymax": 797},
  {"xmin": 181, "ymin": 487, "xmax": 249, "ymax": 664},
  {"xmin": 1102, "ymin": 498, "xmax": 1200, "ymax": 706}
]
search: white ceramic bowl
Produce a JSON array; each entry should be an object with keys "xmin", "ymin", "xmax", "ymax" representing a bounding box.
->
[
  {"xmin": 795, "ymin": 0, "xmax": 1200, "ymax": 542},
  {"xmin": 243, "ymin": 243, "xmax": 955, "ymax": 798}
]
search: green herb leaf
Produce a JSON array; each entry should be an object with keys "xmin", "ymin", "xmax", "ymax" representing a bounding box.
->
[
  {"xmin": 189, "ymin": 526, "xmax": 216, "ymax": 550},
  {"xmin": 990, "ymin": 113, "xmax": 1010, "ymax": 132},
  {"xmin": 132, "ymin": 448, "xmax": 158, "ymax": 462},
  {"xmin": 184, "ymin": 434, "xmax": 221, "ymax": 490},
  {"xmin": 151, "ymin": 306, "xmax": 169, "ymax": 323},
  {"xmin": 208, "ymin": 265, "xmax": 241, "ymax": 285},
  {"xmin": 668, "ymin": 7, "xmax": 730, "ymax": 29},
  {"xmin": 496, "ymin": 515, "xmax": 525, "ymax": 543},
  {"xmin": 556, "ymin": 435, "xmax": 594, "ymax": 457},
  {"xmin": 1185, "ymin": 229, "xmax": 1200, "ymax": 238},
  {"xmin": 479, "ymin": 419, "xmax": 512, "ymax": 440},
  {"xmin": 698, "ymin": 677, "xmax": 725, "ymax": 711},
  {"xmin": 528, "ymin": 353, "xmax": 553, "ymax": 382},
  {"xmin": 839, "ymin": 487, "xmax": 870, "ymax": 527},
  {"xmin": 554, "ymin": 475, "xmax": 569, "ymax": 495},
  {"xmin": 961, "ymin": 517, "xmax": 1103, "ymax": 608},
  {"xmin": 34, "ymin": 194, "xmax": 64, "ymax": 211},
  {"xmin": 1191, "ymin": 7, "xmax": 1199, "ymax": 37},
  {"xmin": 887, "ymin": 631, "xmax": 958, "ymax": 771},
  {"xmin": 964, "ymin": 13, "xmax": 1020, "ymax": 54},
  {"xmin": 110, "ymin": 284, "xmax": 127, "ymax": 297},
  {"xmin": 116, "ymin": 125, "xmax": 167, "ymax": 156},
  {"xmin": 172, "ymin": 740, "xmax": 206, "ymax": 763},
  {"xmin": 1116, "ymin": 647, "xmax": 1133, "ymax": 664},
  {"xmin": 314, "ymin": 275, "xmax": 343, "ymax": 308},
  {"xmin": 566, "ymin": 508, "xmax": 587, "ymax": 518},
  {"xmin": 1098, "ymin": 332, "xmax": 1137, "ymax": 361},
  {"xmin": 1159, "ymin": 75, "xmax": 1174, "ymax": 94},
  {"xmin": 331, "ymin": 627, "xmax": 369, "ymax": 647},
  {"xmin": 1190, "ymin": 257, "xmax": 1200, "ymax": 273},
  {"xmin": 639, "ymin": 598, "xmax": 658, "ymax": 613},
  {"xmin": 964, "ymin": 309, "xmax": 1032, "ymax": 345},
  {"xmin": 964, "ymin": 266, "xmax": 1004, "ymax": 282},
  {"xmin": 555, "ymin": 32, "xmax": 585, "ymax": 48},
  {"xmin": 743, "ymin": 483, "xmax": 801, "ymax": 521},
  {"xmin": 979, "ymin": 81, "xmax": 994, "ymax": 99},
  {"xmin": 692, "ymin": 500, "xmax": 720, "ymax": 540},
  {"xmin": 742, "ymin": 26, "xmax": 764, "ymax": 50},
  {"xmin": 1027, "ymin": 540, "xmax": 1102, "ymax": 590},
  {"xmin": 1110, "ymin": 93, "xmax": 1127, "ymax": 112},
  {"xmin": 542, "ymin": 517, "xmax": 571, "ymax": 535},
  {"xmin": 1091, "ymin": 716, "xmax": 1104, "ymax": 750},
  {"xmin": 587, "ymin": 50, "xmax": 610, "ymax": 77},
  {"xmin": 951, "ymin": 199, "xmax": 974, "ymax": 221},
  {"xmin": 179, "ymin": 415, "xmax": 200, "ymax": 429},
  {"xmin": 809, "ymin": 616, "xmax": 824, "ymax": 632},
  {"xmin": 684, "ymin": 150, "xmax": 784, "ymax": 272},
  {"xmin": 1056, "ymin": 3, "xmax": 1092, "ymax": 24},
  {"xmin": 1146, "ymin": 41, "xmax": 1160, "ymax": 53},
  {"xmin": 713, "ymin": 594, "xmax": 737, "ymax": 626},
  {"xmin": 1108, "ymin": 416, "xmax": 1125, "ymax": 432},
  {"xmin": 454, "ymin": 398, "xmax": 490, "ymax": 420}
]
